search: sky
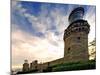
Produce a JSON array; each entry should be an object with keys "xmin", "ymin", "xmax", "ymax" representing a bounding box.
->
[{"xmin": 11, "ymin": 0, "xmax": 96, "ymax": 69}]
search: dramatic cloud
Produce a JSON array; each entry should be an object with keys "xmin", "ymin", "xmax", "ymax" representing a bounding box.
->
[
  {"xmin": 84, "ymin": 6, "xmax": 96, "ymax": 42},
  {"xmin": 11, "ymin": 1, "xmax": 96, "ymax": 69},
  {"xmin": 12, "ymin": 27, "xmax": 64, "ymax": 69}
]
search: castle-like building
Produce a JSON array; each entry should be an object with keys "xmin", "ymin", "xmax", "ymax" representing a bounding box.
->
[
  {"xmin": 64, "ymin": 7, "xmax": 90, "ymax": 62},
  {"xmin": 22, "ymin": 7, "xmax": 90, "ymax": 72}
]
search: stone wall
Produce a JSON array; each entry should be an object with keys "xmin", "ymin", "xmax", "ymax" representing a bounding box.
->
[
  {"xmin": 64, "ymin": 20, "xmax": 90, "ymax": 62},
  {"xmin": 64, "ymin": 30, "xmax": 89, "ymax": 62},
  {"xmin": 37, "ymin": 58, "xmax": 64, "ymax": 71}
]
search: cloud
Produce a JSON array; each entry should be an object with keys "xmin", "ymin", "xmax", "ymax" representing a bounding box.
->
[
  {"xmin": 84, "ymin": 6, "xmax": 96, "ymax": 42},
  {"xmin": 12, "ymin": 23, "xmax": 64, "ymax": 67},
  {"xmin": 21, "ymin": 2, "xmax": 70, "ymax": 35}
]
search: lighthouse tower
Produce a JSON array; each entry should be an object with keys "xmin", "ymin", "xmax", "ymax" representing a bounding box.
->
[{"xmin": 63, "ymin": 7, "xmax": 90, "ymax": 62}]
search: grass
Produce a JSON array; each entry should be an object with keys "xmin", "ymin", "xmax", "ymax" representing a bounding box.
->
[{"xmin": 52, "ymin": 60, "xmax": 96, "ymax": 72}]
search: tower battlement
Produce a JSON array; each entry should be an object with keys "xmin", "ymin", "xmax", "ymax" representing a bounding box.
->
[{"xmin": 64, "ymin": 20, "xmax": 90, "ymax": 40}]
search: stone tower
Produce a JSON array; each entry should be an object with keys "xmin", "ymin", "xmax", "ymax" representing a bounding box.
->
[
  {"xmin": 22, "ymin": 60, "xmax": 29, "ymax": 72},
  {"xmin": 30, "ymin": 60, "xmax": 38, "ymax": 71},
  {"xmin": 63, "ymin": 7, "xmax": 90, "ymax": 62}
]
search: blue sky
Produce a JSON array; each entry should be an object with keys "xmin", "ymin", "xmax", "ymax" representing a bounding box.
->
[{"xmin": 11, "ymin": 0, "xmax": 96, "ymax": 69}]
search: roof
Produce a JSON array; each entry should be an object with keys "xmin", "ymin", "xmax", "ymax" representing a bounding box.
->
[{"xmin": 68, "ymin": 7, "xmax": 84, "ymax": 21}]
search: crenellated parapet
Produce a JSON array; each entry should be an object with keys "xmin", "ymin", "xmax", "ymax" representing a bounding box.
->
[{"xmin": 64, "ymin": 20, "xmax": 90, "ymax": 41}]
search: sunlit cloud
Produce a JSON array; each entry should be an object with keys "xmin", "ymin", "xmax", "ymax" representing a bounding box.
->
[
  {"xmin": 84, "ymin": 6, "xmax": 96, "ymax": 42},
  {"xmin": 12, "ymin": 28, "xmax": 64, "ymax": 69}
]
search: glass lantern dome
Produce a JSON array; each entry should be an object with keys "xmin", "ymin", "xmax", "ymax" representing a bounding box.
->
[{"xmin": 68, "ymin": 7, "xmax": 84, "ymax": 24}]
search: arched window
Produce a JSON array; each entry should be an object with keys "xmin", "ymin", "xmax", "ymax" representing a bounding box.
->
[
  {"xmin": 79, "ymin": 28, "xmax": 81, "ymax": 32},
  {"xmin": 68, "ymin": 47, "xmax": 70, "ymax": 53},
  {"xmin": 77, "ymin": 37, "xmax": 80, "ymax": 40}
]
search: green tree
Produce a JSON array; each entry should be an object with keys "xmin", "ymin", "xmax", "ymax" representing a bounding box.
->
[{"xmin": 89, "ymin": 38, "xmax": 96, "ymax": 60}]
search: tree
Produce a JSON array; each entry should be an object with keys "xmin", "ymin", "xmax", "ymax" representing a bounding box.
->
[{"xmin": 88, "ymin": 38, "xmax": 96, "ymax": 60}]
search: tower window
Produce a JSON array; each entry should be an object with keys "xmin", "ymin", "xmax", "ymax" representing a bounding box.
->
[
  {"xmin": 77, "ymin": 37, "xmax": 80, "ymax": 40},
  {"xmin": 82, "ymin": 27, "xmax": 84, "ymax": 31},
  {"xmin": 68, "ymin": 47, "xmax": 70, "ymax": 53},
  {"xmin": 76, "ymin": 29, "xmax": 78, "ymax": 31},
  {"xmin": 77, "ymin": 37, "xmax": 81, "ymax": 43},
  {"xmin": 79, "ymin": 28, "xmax": 81, "ymax": 31},
  {"xmin": 35, "ymin": 66, "xmax": 37, "ymax": 69}
]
